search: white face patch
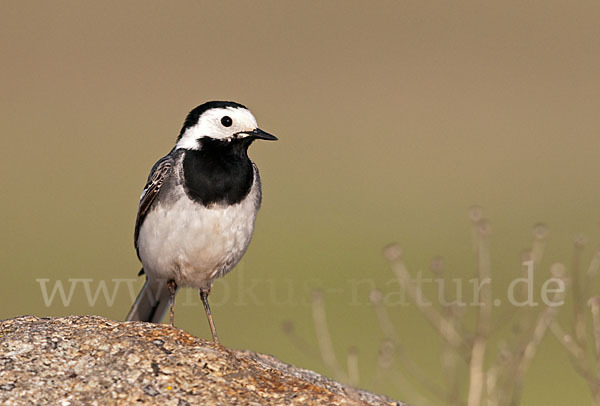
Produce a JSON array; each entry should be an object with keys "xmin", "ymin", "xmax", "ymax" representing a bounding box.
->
[{"xmin": 175, "ymin": 107, "xmax": 259, "ymax": 150}]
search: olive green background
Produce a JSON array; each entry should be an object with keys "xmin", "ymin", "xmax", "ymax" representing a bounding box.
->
[{"xmin": 2, "ymin": 1, "xmax": 599, "ymax": 404}]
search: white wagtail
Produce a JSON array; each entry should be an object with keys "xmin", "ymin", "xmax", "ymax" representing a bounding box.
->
[{"xmin": 126, "ymin": 101, "xmax": 277, "ymax": 343}]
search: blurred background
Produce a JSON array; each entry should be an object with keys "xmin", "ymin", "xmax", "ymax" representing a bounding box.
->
[{"xmin": 2, "ymin": 1, "xmax": 599, "ymax": 404}]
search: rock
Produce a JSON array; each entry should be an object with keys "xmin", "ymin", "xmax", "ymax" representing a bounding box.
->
[{"xmin": 0, "ymin": 315, "xmax": 405, "ymax": 405}]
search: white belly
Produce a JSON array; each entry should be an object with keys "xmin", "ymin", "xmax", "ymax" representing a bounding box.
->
[{"xmin": 137, "ymin": 189, "xmax": 258, "ymax": 290}]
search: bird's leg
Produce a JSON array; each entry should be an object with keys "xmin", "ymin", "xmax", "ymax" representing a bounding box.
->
[
  {"xmin": 167, "ymin": 279, "xmax": 177, "ymax": 327},
  {"xmin": 200, "ymin": 288, "xmax": 219, "ymax": 344}
]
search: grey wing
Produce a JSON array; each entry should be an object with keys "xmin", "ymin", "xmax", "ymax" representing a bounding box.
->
[
  {"xmin": 252, "ymin": 162, "xmax": 263, "ymax": 208},
  {"xmin": 134, "ymin": 154, "xmax": 174, "ymax": 259}
]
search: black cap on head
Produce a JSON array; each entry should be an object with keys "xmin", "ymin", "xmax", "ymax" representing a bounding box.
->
[{"xmin": 178, "ymin": 101, "xmax": 247, "ymax": 139}]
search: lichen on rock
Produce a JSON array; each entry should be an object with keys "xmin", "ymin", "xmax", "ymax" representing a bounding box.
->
[{"xmin": 0, "ymin": 315, "xmax": 404, "ymax": 405}]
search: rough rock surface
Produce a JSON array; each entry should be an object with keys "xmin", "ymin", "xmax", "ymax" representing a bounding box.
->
[{"xmin": 0, "ymin": 315, "xmax": 405, "ymax": 405}]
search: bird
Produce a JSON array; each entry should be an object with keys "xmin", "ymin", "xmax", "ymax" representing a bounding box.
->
[{"xmin": 125, "ymin": 101, "xmax": 277, "ymax": 344}]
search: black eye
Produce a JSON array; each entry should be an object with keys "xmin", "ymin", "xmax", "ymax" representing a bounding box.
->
[{"xmin": 221, "ymin": 116, "xmax": 233, "ymax": 127}]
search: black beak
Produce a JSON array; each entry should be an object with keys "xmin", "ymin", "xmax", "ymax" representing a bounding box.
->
[{"xmin": 244, "ymin": 128, "xmax": 278, "ymax": 141}]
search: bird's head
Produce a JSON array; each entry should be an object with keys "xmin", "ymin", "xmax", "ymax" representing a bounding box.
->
[{"xmin": 175, "ymin": 101, "xmax": 277, "ymax": 150}]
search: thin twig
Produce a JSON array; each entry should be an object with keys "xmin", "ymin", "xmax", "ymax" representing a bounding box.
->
[
  {"xmin": 492, "ymin": 265, "xmax": 568, "ymax": 405},
  {"xmin": 369, "ymin": 289, "xmax": 449, "ymax": 401},
  {"xmin": 515, "ymin": 264, "xmax": 567, "ymax": 379},
  {"xmin": 373, "ymin": 339, "xmax": 395, "ymax": 384},
  {"xmin": 486, "ymin": 364, "xmax": 499, "ymax": 406},
  {"xmin": 311, "ymin": 290, "xmax": 348, "ymax": 382},
  {"xmin": 550, "ymin": 321, "xmax": 585, "ymax": 359},
  {"xmin": 468, "ymin": 205, "xmax": 484, "ymax": 253},
  {"xmin": 347, "ymin": 346, "xmax": 360, "ymax": 387},
  {"xmin": 467, "ymin": 219, "xmax": 492, "ymax": 406},
  {"xmin": 441, "ymin": 306, "xmax": 465, "ymax": 406},
  {"xmin": 387, "ymin": 367, "xmax": 434, "ymax": 406},
  {"xmin": 486, "ymin": 341, "xmax": 513, "ymax": 406},
  {"xmin": 585, "ymin": 249, "xmax": 600, "ymax": 302},
  {"xmin": 586, "ymin": 249, "xmax": 600, "ymax": 279},
  {"xmin": 551, "ymin": 322, "xmax": 600, "ymax": 406},
  {"xmin": 572, "ymin": 234, "xmax": 588, "ymax": 346},
  {"xmin": 369, "ymin": 289, "xmax": 399, "ymax": 341},
  {"xmin": 281, "ymin": 320, "xmax": 320, "ymax": 361},
  {"xmin": 531, "ymin": 223, "xmax": 549, "ymax": 267},
  {"xmin": 467, "ymin": 337, "xmax": 487, "ymax": 406},
  {"xmin": 495, "ymin": 224, "xmax": 548, "ymax": 332},
  {"xmin": 432, "ymin": 255, "xmax": 474, "ymax": 346},
  {"xmin": 371, "ymin": 339, "xmax": 434, "ymax": 405},
  {"xmin": 588, "ymin": 297, "xmax": 600, "ymax": 379},
  {"xmin": 383, "ymin": 245, "xmax": 467, "ymax": 353}
]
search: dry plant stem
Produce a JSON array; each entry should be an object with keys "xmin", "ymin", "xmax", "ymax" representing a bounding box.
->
[
  {"xmin": 394, "ymin": 347, "xmax": 448, "ymax": 402},
  {"xmin": 467, "ymin": 338, "xmax": 486, "ymax": 406},
  {"xmin": 467, "ymin": 224, "xmax": 492, "ymax": 406},
  {"xmin": 487, "ymin": 341, "xmax": 516, "ymax": 406},
  {"xmin": 370, "ymin": 292, "xmax": 399, "ymax": 341},
  {"xmin": 384, "ymin": 246, "xmax": 471, "ymax": 403},
  {"xmin": 503, "ymin": 262, "xmax": 542, "ymax": 396},
  {"xmin": 490, "ymin": 353, "xmax": 519, "ymax": 406},
  {"xmin": 374, "ymin": 343, "xmax": 438, "ymax": 406},
  {"xmin": 436, "ymin": 261, "xmax": 469, "ymax": 404},
  {"xmin": 550, "ymin": 321, "xmax": 585, "ymax": 360},
  {"xmin": 589, "ymin": 298, "xmax": 600, "ymax": 379},
  {"xmin": 515, "ymin": 273, "xmax": 567, "ymax": 380},
  {"xmin": 550, "ymin": 321, "xmax": 593, "ymax": 381},
  {"xmin": 311, "ymin": 290, "xmax": 347, "ymax": 382},
  {"xmin": 523, "ymin": 226, "xmax": 547, "ymax": 309},
  {"xmin": 495, "ymin": 227, "xmax": 548, "ymax": 330},
  {"xmin": 347, "ymin": 348, "xmax": 360, "ymax": 387},
  {"xmin": 468, "ymin": 205, "xmax": 483, "ymax": 253},
  {"xmin": 442, "ymin": 312, "xmax": 463, "ymax": 406},
  {"xmin": 387, "ymin": 259, "xmax": 466, "ymax": 353},
  {"xmin": 585, "ymin": 252, "xmax": 600, "ymax": 353},
  {"xmin": 442, "ymin": 284, "xmax": 474, "ymax": 345},
  {"xmin": 373, "ymin": 339, "xmax": 395, "ymax": 386},
  {"xmin": 550, "ymin": 272, "xmax": 600, "ymax": 406},
  {"xmin": 488, "ymin": 226, "xmax": 550, "ymax": 405},
  {"xmin": 281, "ymin": 321, "xmax": 320, "ymax": 361},
  {"xmin": 572, "ymin": 241, "xmax": 587, "ymax": 347},
  {"xmin": 502, "ymin": 266, "xmax": 568, "ymax": 406},
  {"xmin": 387, "ymin": 367, "xmax": 433, "ymax": 406},
  {"xmin": 530, "ymin": 226, "xmax": 548, "ymax": 267},
  {"xmin": 370, "ymin": 293, "xmax": 448, "ymax": 400},
  {"xmin": 486, "ymin": 364, "xmax": 502, "ymax": 406},
  {"xmin": 499, "ymin": 296, "xmax": 562, "ymax": 405},
  {"xmin": 586, "ymin": 250, "xmax": 600, "ymax": 281}
]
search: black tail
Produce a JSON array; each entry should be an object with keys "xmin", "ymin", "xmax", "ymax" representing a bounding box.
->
[{"xmin": 125, "ymin": 277, "xmax": 174, "ymax": 323}]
